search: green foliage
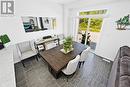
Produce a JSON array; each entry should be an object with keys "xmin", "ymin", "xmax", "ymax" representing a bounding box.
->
[
  {"xmin": 0, "ymin": 34, "xmax": 10, "ymax": 44},
  {"xmin": 90, "ymin": 28, "xmax": 100, "ymax": 32},
  {"xmin": 116, "ymin": 15, "xmax": 130, "ymax": 25},
  {"xmin": 63, "ymin": 36, "xmax": 73, "ymax": 52},
  {"xmin": 79, "ymin": 18, "xmax": 88, "ymax": 31},
  {"xmin": 116, "ymin": 15, "xmax": 130, "ymax": 29},
  {"xmin": 79, "ymin": 18, "xmax": 103, "ymax": 32},
  {"xmin": 90, "ymin": 18, "xmax": 102, "ymax": 32},
  {"xmin": 79, "ymin": 10, "xmax": 106, "ymax": 32},
  {"xmin": 79, "ymin": 9, "xmax": 107, "ymax": 16}
]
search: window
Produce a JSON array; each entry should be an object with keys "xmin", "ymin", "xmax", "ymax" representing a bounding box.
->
[
  {"xmin": 89, "ymin": 18, "xmax": 103, "ymax": 32},
  {"xmin": 79, "ymin": 18, "xmax": 89, "ymax": 31},
  {"xmin": 78, "ymin": 9, "xmax": 107, "ymax": 32},
  {"xmin": 79, "ymin": 9, "xmax": 107, "ymax": 16}
]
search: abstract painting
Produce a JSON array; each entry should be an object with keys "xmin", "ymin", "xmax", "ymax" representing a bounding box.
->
[{"xmin": 22, "ymin": 16, "xmax": 56, "ymax": 33}]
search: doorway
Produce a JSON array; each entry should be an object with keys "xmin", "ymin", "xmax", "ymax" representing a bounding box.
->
[{"xmin": 76, "ymin": 9, "xmax": 107, "ymax": 50}]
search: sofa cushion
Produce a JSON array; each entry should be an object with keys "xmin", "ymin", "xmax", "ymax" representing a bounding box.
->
[
  {"xmin": 119, "ymin": 76, "xmax": 130, "ymax": 87},
  {"xmin": 120, "ymin": 46, "xmax": 130, "ymax": 57},
  {"xmin": 120, "ymin": 56, "xmax": 130, "ymax": 76}
]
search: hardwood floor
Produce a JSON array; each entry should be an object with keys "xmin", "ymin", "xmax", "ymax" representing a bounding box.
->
[{"xmin": 14, "ymin": 52, "xmax": 112, "ymax": 87}]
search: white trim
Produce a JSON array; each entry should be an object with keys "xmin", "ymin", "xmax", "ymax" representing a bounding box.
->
[
  {"xmin": 77, "ymin": 8, "xmax": 109, "ymax": 15},
  {"xmin": 73, "ymin": 14, "xmax": 109, "ymax": 19}
]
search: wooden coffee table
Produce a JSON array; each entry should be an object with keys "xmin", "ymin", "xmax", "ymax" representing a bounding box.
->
[{"xmin": 39, "ymin": 41, "xmax": 87, "ymax": 79}]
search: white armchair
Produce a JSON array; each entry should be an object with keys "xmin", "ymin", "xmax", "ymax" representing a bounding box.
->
[
  {"xmin": 17, "ymin": 40, "xmax": 38, "ymax": 67},
  {"xmin": 79, "ymin": 46, "xmax": 91, "ymax": 67},
  {"xmin": 62, "ymin": 55, "xmax": 80, "ymax": 81}
]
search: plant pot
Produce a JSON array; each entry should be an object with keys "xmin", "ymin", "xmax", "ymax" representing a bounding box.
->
[{"xmin": 60, "ymin": 48, "xmax": 74, "ymax": 54}]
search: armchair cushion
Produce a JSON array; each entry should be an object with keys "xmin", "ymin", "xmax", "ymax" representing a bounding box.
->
[
  {"xmin": 21, "ymin": 50, "xmax": 37, "ymax": 60},
  {"xmin": 18, "ymin": 41, "xmax": 32, "ymax": 52}
]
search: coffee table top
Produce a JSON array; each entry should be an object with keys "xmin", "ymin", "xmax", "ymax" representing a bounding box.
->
[{"xmin": 39, "ymin": 41, "xmax": 87, "ymax": 73}]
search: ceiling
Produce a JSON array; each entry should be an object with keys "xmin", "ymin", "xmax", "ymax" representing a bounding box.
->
[
  {"xmin": 48, "ymin": 0, "xmax": 121, "ymax": 5},
  {"xmin": 48, "ymin": 0, "xmax": 78, "ymax": 4}
]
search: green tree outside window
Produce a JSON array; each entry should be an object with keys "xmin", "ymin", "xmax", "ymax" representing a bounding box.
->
[{"xmin": 79, "ymin": 9, "xmax": 107, "ymax": 32}]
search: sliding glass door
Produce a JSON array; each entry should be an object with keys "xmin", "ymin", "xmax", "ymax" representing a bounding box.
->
[
  {"xmin": 77, "ymin": 18, "xmax": 89, "ymax": 43},
  {"xmin": 76, "ymin": 9, "xmax": 107, "ymax": 50}
]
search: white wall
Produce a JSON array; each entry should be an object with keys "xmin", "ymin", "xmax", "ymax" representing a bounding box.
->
[
  {"xmin": 0, "ymin": 0, "xmax": 63, "ymax": 63},
  {"xmin": 64, "ymin": 0, "xmax": 130, "ymax": 61},
  {"xmin": 0, "ymin": 0, "xmax": 63, "ymax": 44}
]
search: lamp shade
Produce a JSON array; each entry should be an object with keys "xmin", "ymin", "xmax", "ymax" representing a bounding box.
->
[{"xmin": 0, "ymin": 34, "xmax": 10, "ymax": 44}]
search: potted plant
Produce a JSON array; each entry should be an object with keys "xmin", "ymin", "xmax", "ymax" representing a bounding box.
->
[
  {"xmin": 116, "ymin": 14, "xmax": 130, "ymax": 30},
  {"xmin": 63, "ymin": 36, "xmax": 73, "ymax": 53}
]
